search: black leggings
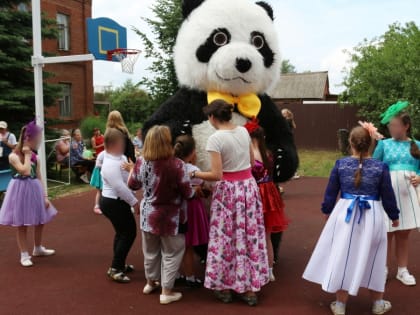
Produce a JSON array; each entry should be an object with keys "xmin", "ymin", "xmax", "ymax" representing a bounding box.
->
[
  {"xmin": 100, "ymin": 196, "xmax": 137, "ymax": 271},
  {"xmin": 73, "ymin": 159, "xmax": 95, "ymax": 173}
]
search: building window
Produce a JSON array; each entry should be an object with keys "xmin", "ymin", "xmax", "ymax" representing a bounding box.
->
[
  {"xmin": 17, "ymin": 3, "xmax": 28, "ymax": 12},
  {"xmin": 57, "ymin": 13, "xmax": 70, "ymax": 51},
  {"xmin": 59, "ymin": 84, "xmax": 72, "ymax": 117}
]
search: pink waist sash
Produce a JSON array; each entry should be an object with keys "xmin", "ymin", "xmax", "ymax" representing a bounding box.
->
[{"xmin": 222, "ymin": 168, "xmax": 252, "ymax": 181}]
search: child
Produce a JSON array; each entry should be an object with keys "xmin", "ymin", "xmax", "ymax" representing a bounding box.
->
[
  {"xmin": 193, "ymin": 100, "xmax": 269, "ymax": 307},
  {"xmin": 128, "ymin": 125, "xmax": 197, "ymax": 305},
  {"xmin": 100, "ymin": 128, "xmax": 139, "ymax": 283},
  {"xmin": 303, "ymin": 126, "xmax": 400, "ymax": 315},
  {"xmin": 373, "ymin": 103, "xmax": 420, "ymax": 286},
  {"xmin": 90, "ymin": 151, "xmax": 104, "ymax": 215},
  {"xmin": 244, "ymin": 119, "xmax": 289, "ymax": 282},
  {"xmin": 174, "ymin": 135, "xmax": 210, "ymax": 288},
  {"xmin": 0, "ymin": 121, "xmax": 57, "ymax": 267}
]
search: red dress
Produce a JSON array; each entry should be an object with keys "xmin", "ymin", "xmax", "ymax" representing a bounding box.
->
[
  {"xmin": 94, "ymin": 135, "xmax": 104, "ymax": 156},
  {"xmin": 252, "ymin": 159, "xmax": 289, "ymax": 232}
]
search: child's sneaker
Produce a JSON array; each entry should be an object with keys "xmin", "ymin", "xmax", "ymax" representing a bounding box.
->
[
  {"xmin": 396, "ymin": 269, "xmax": 416, "ymax": 286},
  {"xmin": 330, "ymin": 301, "xmax": 346, "ymax": 315},
  {"xmin": 93, "ymin": 205, "xmax": 102, "ymax": 215},
  {"xmin": 20, "ymin": 257, "xmax": 33, "ymax": 267},
  {"xmin": 372, "ymin": 300, "xmax": 392, "ymax": 315},
  {"xmin": 33, "ymin": 246, "xmax": 55, "ymax": 257}
]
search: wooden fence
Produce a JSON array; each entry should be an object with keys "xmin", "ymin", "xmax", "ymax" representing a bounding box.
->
[{"xmin": 276, "ymin": 101, "xmax": 359, "ymax": 150}]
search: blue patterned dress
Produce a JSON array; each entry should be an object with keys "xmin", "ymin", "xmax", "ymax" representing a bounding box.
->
[
  {"xmin": 373, "ymin": 139, "xmax": 420, "ymax": 231},
  {"xmin": 303, "ymin": 157, "xmax": 399, "ymax": 295}
]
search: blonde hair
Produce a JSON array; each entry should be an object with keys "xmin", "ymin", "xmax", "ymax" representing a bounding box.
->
[
  {"xmin": 142, "ymin": 125, "xmax": 173, "ymax": 161},
  {"xmin": 106, "ymin": 110, "xmax": 129, "ymax": 135},
  {"xmin": 104, "ymin": 128, "xmax": 125, "ymax": 150}
]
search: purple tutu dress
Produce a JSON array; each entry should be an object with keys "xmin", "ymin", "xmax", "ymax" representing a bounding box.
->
[{"xmin": 0, "ymin": 155, "xmax": 57, "ymax": 226}]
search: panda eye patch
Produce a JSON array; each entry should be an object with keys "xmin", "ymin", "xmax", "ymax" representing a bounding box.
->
[
  {"xmin": 213, "ymin": 32, "xmax": 229, "ymax": 46},
  {"xmin": 251, "ymin": 34, "xmax": 265, "ymax": 49}
]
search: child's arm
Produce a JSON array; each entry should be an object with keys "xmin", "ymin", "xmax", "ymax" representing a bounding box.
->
[
  {"xmin": 127, "ymin": 158, "xmax": 143, "ymax": 191},
  {"xmin": 9, "ymin": 150, "xmax": 31, "ymax": 176},
  {"xmin": 380, "ymin": 164, "xmax": 400, "ymax": 226},
  {"xmin": 372, "ymin": 140, "xmax": 384, "ymax": 161},
  {"xmin": 321, "ymin": 160, "xmax": 341, "ymax": 216}
]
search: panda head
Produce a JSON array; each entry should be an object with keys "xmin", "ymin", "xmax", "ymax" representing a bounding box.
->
[{"xmin": 174, "ymin": 0, "xmax": 280, "ymax": 96}]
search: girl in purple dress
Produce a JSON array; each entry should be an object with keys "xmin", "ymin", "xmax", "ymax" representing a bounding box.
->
[
  {"xmin": 303, "ymin": 126, "xmax": 399, "ymax": 315},
  {"xmin": 174, "ymin": 135, "xmax": 210, "ymax": 288},
  {"xmin": 0, "ymin": 121, "xmax": 57, "ymax": 267}
]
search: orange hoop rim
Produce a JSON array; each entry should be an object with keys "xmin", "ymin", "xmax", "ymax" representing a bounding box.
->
[{"xmin": 106, "ymin": 48, "xmax": 141, "ymax": 61}]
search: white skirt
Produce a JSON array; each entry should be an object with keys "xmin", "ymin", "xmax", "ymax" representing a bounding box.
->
[
  {"xmin": 388, "ymin": 171, "xmax": 420, "ymax": 232},
  {"xmin": 303, "ymin": 199, "xmax": 387, "ymax": 296}
]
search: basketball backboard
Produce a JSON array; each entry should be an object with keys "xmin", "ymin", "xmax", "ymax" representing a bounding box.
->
[{"xmin": 87, "ymin": 17, "xmax": 127, "ymax": 62}]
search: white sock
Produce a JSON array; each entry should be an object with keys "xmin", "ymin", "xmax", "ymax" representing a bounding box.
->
[
  {"xmin": 398, "ymin": 266, "xmax": 408, "ymax": 274},
  {"xmin": 34, "ymin": 245, "xmax": 43, "ymax": 252},
  {"xmin": 20, "ymin": 252, "xmax": 30, "ymax": 260},
  {"xmin": 269, "ymin": 268, "xmax": 274, "ymax": 275},
  {"xmin": 374, "ymin": 300, "xmax": 385, "ymax": 306},
  {"xmin": 335, "ymin": 301, "xmax": 346, "ymax": 307},
  {"xmin": 186, "ymin": 275, "xmax": 195, "ymax": 282}
]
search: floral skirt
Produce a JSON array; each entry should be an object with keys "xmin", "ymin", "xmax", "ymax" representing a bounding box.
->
[{"xmin": 204, "ymin": 176, "xmax": 269, "ymax": 293}]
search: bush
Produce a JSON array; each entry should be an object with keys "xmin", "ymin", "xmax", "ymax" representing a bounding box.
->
[
  {"xmin": 126, "ymin": 121, "xmax": 143, "ymax": 136},
  {"xmin": 79, "ymin": 116, "xmax": 107, "ymax": 142}
]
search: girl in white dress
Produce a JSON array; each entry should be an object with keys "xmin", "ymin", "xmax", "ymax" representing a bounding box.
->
[{"xmin": 303, "ymin": 126, "xmax": 399, "ymax": 315}]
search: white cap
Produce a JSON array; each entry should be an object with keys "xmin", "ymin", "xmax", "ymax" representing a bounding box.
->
[{"xmin": 0, "ymin": 121, "xmax": 7, "ymax": 129}]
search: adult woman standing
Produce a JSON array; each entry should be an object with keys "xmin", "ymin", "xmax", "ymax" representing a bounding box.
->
[
  {"xmin": 91, "ymin": 128, "xmax": 104, "ymax": 157},
  {"xmin": 192, "ymin": 100, "xmax": 269, "ymax": 306},
  {"xmin": 373, "ymin": 101, "xmax": 420, "ymax": 286},
  {"xmin": 106, "ymin": 111, "xmax": 136, "ymax": 163}
]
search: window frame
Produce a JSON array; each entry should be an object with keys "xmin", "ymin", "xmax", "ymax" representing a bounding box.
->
[
  {"xmin": 58, "ymin": 83, "xmax": 72, "ymax": 118},
  {"xmin": 57, "ymin": 13, "xmax": 70, "ymax": 51}
]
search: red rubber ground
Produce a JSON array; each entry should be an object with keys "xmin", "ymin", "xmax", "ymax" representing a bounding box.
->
[{"xmin": 0, "ymin": 177, "xmax": 419, "ymax": 314}]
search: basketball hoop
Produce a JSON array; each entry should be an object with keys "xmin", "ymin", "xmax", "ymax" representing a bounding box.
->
[{"xmin": 107, "ymin": 49, "xmax": 141, "ymax": 74}]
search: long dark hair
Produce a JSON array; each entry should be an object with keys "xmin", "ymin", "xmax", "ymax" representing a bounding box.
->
[
  {"xmin": 249, "ymin": 126, "xmax": 270, "ymax": 170},
  {"xmin": 396, "ymin": 112, "xmax": 420, "ymax": 159},
  {"xmin": 349, "ymin": 126, "xmax": 372, "ymax": 188}
]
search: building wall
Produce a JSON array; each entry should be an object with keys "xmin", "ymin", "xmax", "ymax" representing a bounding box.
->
[
  {"xmin": 42, "ymin": 0, "xmax": 93, "ymax": 128},
  {"xmin": 275, "ymin": 101, "xmax": 359, "ymax": 150}
]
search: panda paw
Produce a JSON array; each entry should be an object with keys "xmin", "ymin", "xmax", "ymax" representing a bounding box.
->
[{"xmin": 180, "ymin": 120, "xmax": 192, "ymax": 135}]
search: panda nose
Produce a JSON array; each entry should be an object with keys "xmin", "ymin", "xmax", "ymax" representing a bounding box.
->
[{"xmin": 236, "ymin": 58, "xmax": 252, "ymax": 73}]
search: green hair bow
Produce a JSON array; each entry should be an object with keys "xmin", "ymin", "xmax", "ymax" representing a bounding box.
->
[{"xmin": 380, "ymin": 100, "xmax": 410, "ymax": 125}]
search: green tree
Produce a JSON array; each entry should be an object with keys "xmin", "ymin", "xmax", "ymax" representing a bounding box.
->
[
  {"xmin": 0, "ymin": 0, "xmax": 59, "ymax": 133},
  {"xmin": 281, "ymin": 59, "xmax": 297, "ymax": 74},
  {"xmin": 340, "ymin": 22, "xmax": 420, "ymax": 132},
  {"xmin": 133, "ymin": 0, "xmax": 183, "ymax": 108}
]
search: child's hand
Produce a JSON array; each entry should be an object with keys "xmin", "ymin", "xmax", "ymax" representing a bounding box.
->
[
  {"xmin": 392, "ymin": 220, "xmax": 399, "ymax": 227},
  {"xmin": 121, "ymin": 159, "xmax": 134, "ymax": 172},
  {"xmin": 22, "ymin": 146, "xmax": 32, "ymax": 155},
  {"xmin": 45, "ymin": 198, "xmax": 50, "ymax": 209},
  {"xmin": 133, "ymin": 203, "xmax": 140, "ymax": 215},
  {"xmin": 410, "ymin": 175, "xmax": 420, "ymax": 187}
]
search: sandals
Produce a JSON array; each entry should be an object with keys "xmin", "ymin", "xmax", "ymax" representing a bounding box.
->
[
  {"xmin": 107, "ymin": 268, "xmax": 130, "ymax": 283},
  {"xmin": 214, "ymin": 291, "xmax": 233, "ymax": 304},
  {"xmin": 124, "ymin": 264, "xmax": 135, "ymax": 273}
]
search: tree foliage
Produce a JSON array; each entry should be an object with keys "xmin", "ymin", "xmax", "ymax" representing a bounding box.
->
[
  {"xmin": 0, "ymin": 0, "xmax": 59, "ymax": 133},
  {"xmin": 340, "ymin": 22, "xmax": 420, "ymax": 132},
  {"xmin": 133, "ymin": 0, "xmax": 183, "ymax": 109},
  {"xmin": 94, "ymin": 80, "xmax": 153, "ymax": 130},
  {"xmin": 281, "ymin": 59, "xmax": 297, "ymax": 74}
]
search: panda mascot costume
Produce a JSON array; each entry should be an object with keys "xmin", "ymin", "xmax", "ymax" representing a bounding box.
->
[{"xmin": 143, "ymin": 0, "xmax": 299, "ymax": 183}]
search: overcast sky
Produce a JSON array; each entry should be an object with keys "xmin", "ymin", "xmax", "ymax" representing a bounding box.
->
[{"xmin": 92, "ymin": 0, "xmax": 419, "ymax": 94}]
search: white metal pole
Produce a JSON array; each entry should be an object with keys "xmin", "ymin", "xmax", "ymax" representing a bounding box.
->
[{"xmin": 31, "ymin": 0, "xmax": 48, "ymax": 189}]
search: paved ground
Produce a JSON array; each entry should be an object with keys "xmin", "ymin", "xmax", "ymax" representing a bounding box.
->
[{"xmin": 0, "ymin": 177, "xmax": 419, "ymax": 315}]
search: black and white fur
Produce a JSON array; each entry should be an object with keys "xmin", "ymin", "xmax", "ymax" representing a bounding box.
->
[{"xmin": 144, "ymin": 0, "xmax": 298, "ymax": 182}]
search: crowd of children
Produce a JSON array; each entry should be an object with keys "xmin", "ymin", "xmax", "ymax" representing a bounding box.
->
[{"xmin": 2, "ymin": 99, "xmax": 420, "ymax": 313}]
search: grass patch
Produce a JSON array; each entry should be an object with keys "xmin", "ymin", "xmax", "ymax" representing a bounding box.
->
[
  {"xmin": 48, "ymin": 182, "xmax": 94, "ymax": 200},
  {"xmin": 298, "ymin": 150, "xmax": 343, "ymax": 178}
]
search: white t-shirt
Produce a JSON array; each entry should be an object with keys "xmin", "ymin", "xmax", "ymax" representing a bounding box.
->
[
  {"xmin": 206, "ymin": 126, "xmax": 251, "ymax": 172},
  {"xmin": 101, "ymin": 152, "xmax": 138, "ymax": 206}
]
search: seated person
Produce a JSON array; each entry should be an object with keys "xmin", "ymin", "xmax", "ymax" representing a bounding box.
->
[
  {"xmin": 70, "ymin": 129, "xmax": 95, "ymax": 183},
  {"xmin": 55, "ymin": 129, "xmax": 70, "ymax": 166}
]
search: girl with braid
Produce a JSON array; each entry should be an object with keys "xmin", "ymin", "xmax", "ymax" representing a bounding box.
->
[{"xmin": 303, "ymin": 125, "xmax": 399, "ymax": 315}]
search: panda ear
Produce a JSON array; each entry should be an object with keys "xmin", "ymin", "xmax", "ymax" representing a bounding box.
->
[
  {"xmin": 182, "ymin": 0, "xmax": 206, "ymax": 19},
  {"xmin": 255, "ymin": 1, "xmax": 274, "ymax": 20}
]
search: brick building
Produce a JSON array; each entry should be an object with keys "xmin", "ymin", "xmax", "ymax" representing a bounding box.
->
[{"xmin": 40, "ymin": 0, "xmax": 93, "ymax": 128}]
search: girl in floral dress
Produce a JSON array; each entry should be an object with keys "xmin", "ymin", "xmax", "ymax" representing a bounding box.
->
[{"xmin": 192, "ymin": 100, "xmax": 269, "ymax": 306}]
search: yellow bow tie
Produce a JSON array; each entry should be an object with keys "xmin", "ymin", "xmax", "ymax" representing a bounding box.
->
[{"xmin": 207, "ymin": 91, "xmax": 261, "ymax": 118}]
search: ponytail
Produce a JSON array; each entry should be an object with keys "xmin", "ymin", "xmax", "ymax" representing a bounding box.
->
[
  {"xmin": 14, "ymin": 126, "xmax": 27, "ymax": 155},
  {"xmin": 354, "ymin": 152, "xmax": 363, "ymax": 188},
  {"xmin": 398, "ymin": 113, "xmax": 420, "ymax": 159},
  {"xmin": 174, "ymin": 135, "xmax": 195, "ymax": 160}
]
